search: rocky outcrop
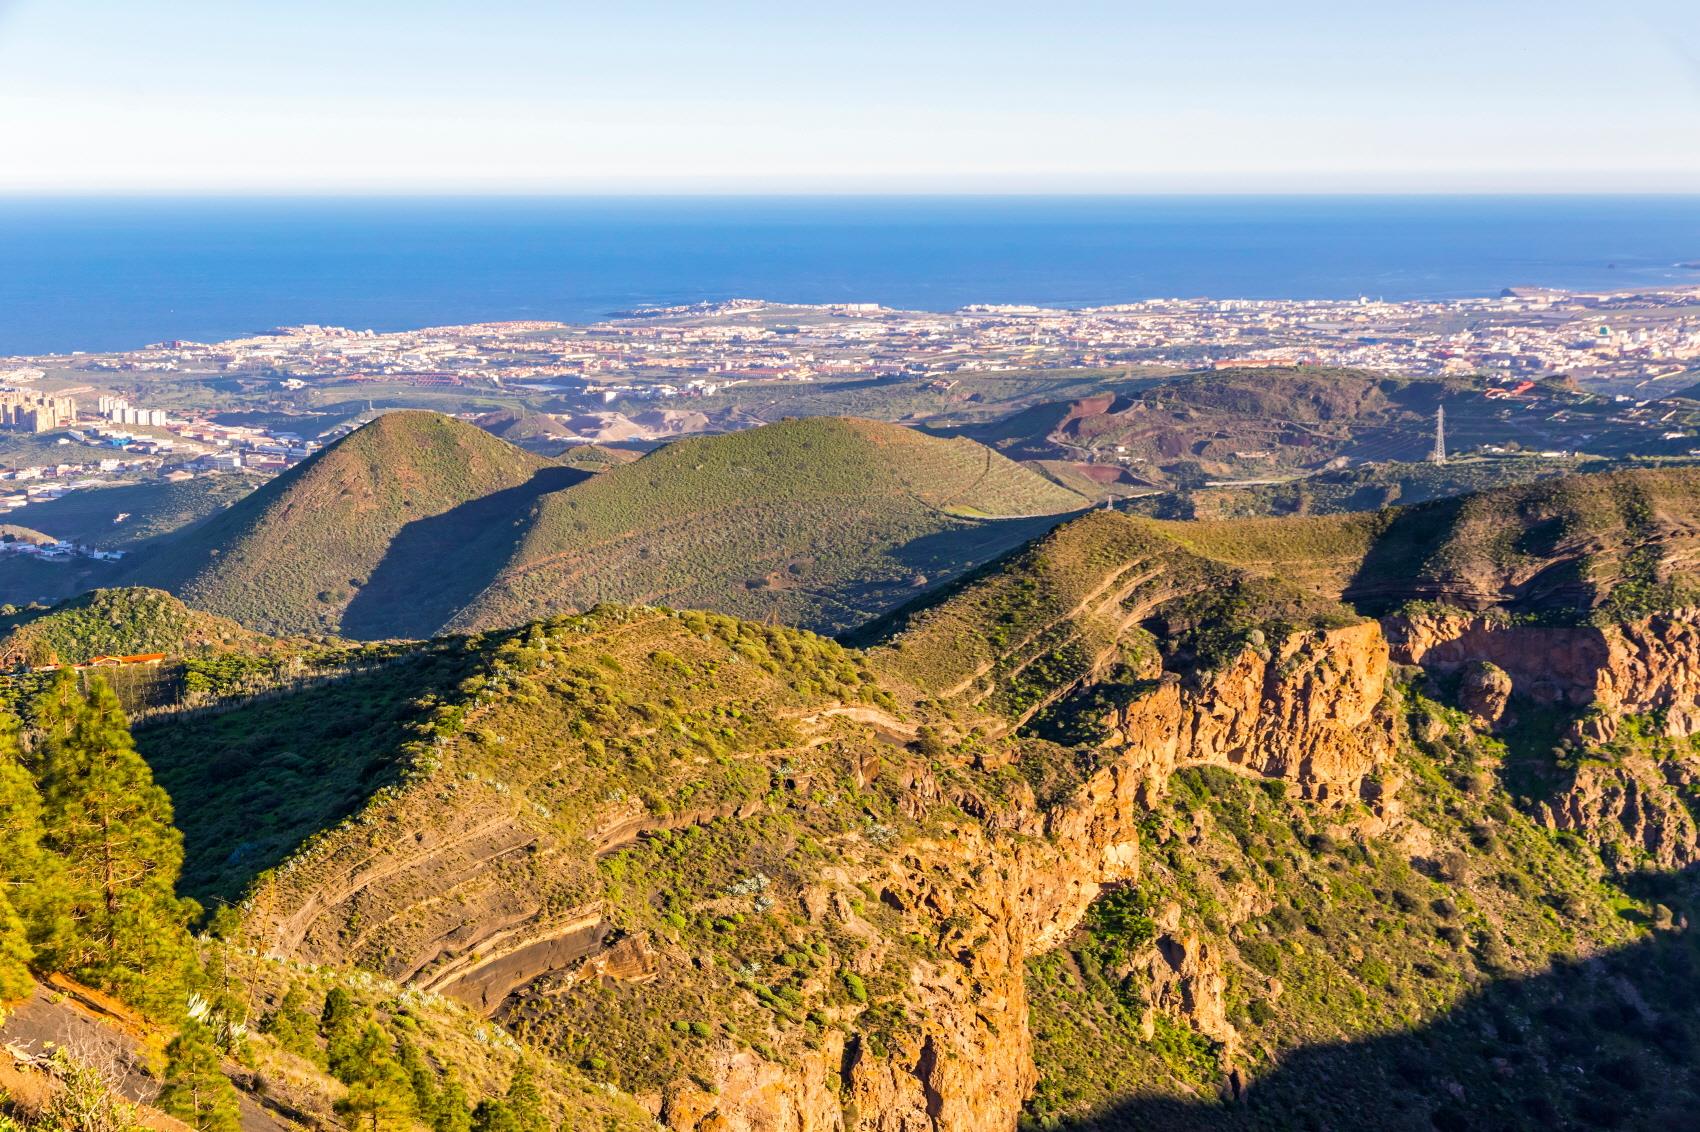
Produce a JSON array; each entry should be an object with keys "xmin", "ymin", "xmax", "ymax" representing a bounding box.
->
[
  {"xmin": 239, "ymin": 605, "xmax": 1400, "ymax": 1132},
  {"xmin": 656, "ymin": 621, "xmax": 1397, "ymax": 1132},
  {"xmin": 1459, "ymin": 661, "xmax": 1515, "ymax": 731},
  {"xmin": 1146, "ymin": 929, "xmax": 1235, "ymax": 1053},
  {"xmin": 1388, "ymin": 607, "xmax": 1700, "ymax": 735},
  {"xmin": 762, "ymin": 623, "xmax": 1392, "ymax": 1131},
  {"xmin": 1098, "ymin": 621, "xmax": 1394, "ymax": 806},
  {"xmin": 1541, "ymin": 755, "xmax": 1700, "ymax": 871}
]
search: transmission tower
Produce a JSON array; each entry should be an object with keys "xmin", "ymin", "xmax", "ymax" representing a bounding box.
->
[{"xmin": 1429, "ymin": 404, "xmax": 1447, "ymax": 465}]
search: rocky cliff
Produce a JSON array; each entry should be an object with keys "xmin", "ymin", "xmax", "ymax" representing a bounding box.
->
[
  {"xmin": 221, "ymin": 588, "xmax": 1400, "ymax": 1132},
  {"xmin": 662, "ymin": 618, "xmax": 1397, "ymax": 1129},
  {"xmin": 1386, "ymin": 606, "xmax": 1700, "ymax": 872},
  {"xmin": 1387, "ymin": 606, "xmax": 1700, "ymax": 735}
]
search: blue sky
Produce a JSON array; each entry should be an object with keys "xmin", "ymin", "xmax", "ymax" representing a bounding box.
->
[{"xmin": 0, "ymin": 0, "xmax": 1697, "ymax": 192}]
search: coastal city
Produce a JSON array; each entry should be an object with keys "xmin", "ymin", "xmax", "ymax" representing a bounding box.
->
[
  {"xmin": 0, "ymin": 383, "xmax": 323, "ymax": 521},
  {"xmin": 6, "ymin": 284, "xmax": 1696, "ymax": 402},
  {"xmin": 0, "ymin": 284, "xmax": 1694, "ymax": 528}
]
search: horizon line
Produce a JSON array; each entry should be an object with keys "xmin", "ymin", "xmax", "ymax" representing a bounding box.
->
[{"xmin": 4, "ymin": 188, "xmax": 1700, "ymax": 201}]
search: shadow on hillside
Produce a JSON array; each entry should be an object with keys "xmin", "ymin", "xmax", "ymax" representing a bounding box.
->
[
  {"xmin": 135, "ymin": 644, "xmax": 483, "ymax": 908},
  {"xmin": 1055, "ymin": 877, "xmax": 1700, "ymax": 1132},
  {"xmin": 1340, "ymin": 495, "xmax": 1465, "ymax": 614},
  {"xmin": 342, "ymin": 465, "xmax": 588, "ymax": 639},
  {"xmin": 836, "ymin": 512, "xmax": 1081, "ymax": 646},
  {"xmin": 890, "ymin": 512, "xmax": 1080, "ymax": 580}
]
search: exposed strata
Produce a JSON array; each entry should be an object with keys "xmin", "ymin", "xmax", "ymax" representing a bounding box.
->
[
  {"xmin": 1386, "ymin": 607, "xmax": 1700, "ymax": 736},
  {"xmin": 236, "ymin": 605, "xmax": 1396, "ymax": 1132}
]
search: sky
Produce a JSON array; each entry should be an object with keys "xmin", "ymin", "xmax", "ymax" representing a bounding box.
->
[{"xmin": 0, "ymin": 0, "xmax": 1697, "ymax": 194}]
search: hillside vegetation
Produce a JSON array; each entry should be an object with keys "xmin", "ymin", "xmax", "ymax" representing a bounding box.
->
[
  {"xmin": 454, "ymin": 416, "xmax": 1089, "ymax": 635},
  {"xmin": 1163, "ymin": 464, "xmax": 1700, "ymax": 618},
  {"xmin": 17, "ymin": 453, "xmax": 1700, "ymax": 1130},
  {"xmin": 116, "ymin": 413, "xmax": 1087, "ymax": 640},
  {"xmin": 124, "ymin": 412, "xmax": 564, "ymax": 637},
  {"xmin": 143, "ymin": 524, "xmax": 1700, "ymax": 1129},
  {"xmin": 0, "ymin": 586, "xmax": 280, "ymax": 668}
]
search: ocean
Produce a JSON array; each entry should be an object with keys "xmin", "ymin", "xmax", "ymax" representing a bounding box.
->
[{"xmin": 1, "ymin": 195, "xmax": 1698, "ymax": 356}]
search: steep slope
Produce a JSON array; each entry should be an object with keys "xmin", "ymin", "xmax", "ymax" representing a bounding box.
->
[
  {"xmin": 197, "ymin": 594, "xmax": 1399, "ymax": 1131},
  {"xmin": 452, "ymin": 416, "xmax": 1090, "ymax": 635},
  {"xmin": 125, "ymin": 412, "xmax": 567, "ymax": 637}
]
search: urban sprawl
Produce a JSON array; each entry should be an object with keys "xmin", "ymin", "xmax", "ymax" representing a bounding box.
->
[{"xmin": 0, "ymin": 284, "xmax": 1694, "ymax": 517}]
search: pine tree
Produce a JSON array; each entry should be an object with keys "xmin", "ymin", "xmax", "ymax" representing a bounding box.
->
[
  {"xmin": 331, "ymin": 1023, "xmax": 415, "ymax": 1132},
  {"xmin": 434, "ymin": 1078, "xmax": 474, "ymax": 1132},
  {"xmin": 0, "ymin": 888, "xmax": 32, "ymax": 1008},
  {"xmin": 397, "ymin": 1037, "xmax": 441, "ymax": 1120},
  {"xmin": 28, "ymin": 664, "xmax": 83, "ymax": 753},
  {"xmin": 0, "ymin": 713, "xmax": 44, "ymax": 1004},
  {"xmin": 158, "ymin": 1019, "xmax": 242, "ymax": 1132},
  {"xmin": 32, "ymin": 673, "xmax": 198, "ymax": 1013},
  {"xmin": 262, "ymin": 982, "xmax": 323, "ymax": 1064},
  {"xmin": 470, "ymin": 1099, "xmax": 520, "ymax": 1132},
  {"xmin": 503, "ymin": 1064, "xmax": 547, "ymax": 1132},
  {"xmin": 326, "ymin": 1013, "xmax": 384, "ymax": 1086},
  {"xmin": 336, "ymin": 1076, "xmax": 417, "ymax": 1132},
  {"xmin": 320, "ymin": 986, "xmax": 356, "ymax": 1037}
]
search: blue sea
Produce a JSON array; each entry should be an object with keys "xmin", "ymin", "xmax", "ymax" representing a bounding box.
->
[{"xmin": 1, "ymin": 195, "xmax": 1698, "ymax": 356}]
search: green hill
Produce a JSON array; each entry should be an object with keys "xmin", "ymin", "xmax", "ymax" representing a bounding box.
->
[
  {"xmin": 452, "ymin": 416, "xmax": 1090, "ymax": 635},
  {"xmin": 0, "ymin": 586, "xmax": 282, "ymax": 668},
  {"xmin": 123, "ymin": 411, "xmax": 569, "ymax": 637},
  {"xmin": 863, "ymin": 463, "xmax": 1700, "ymax": 725},
  {"xmin": 554, "ymin": 442, "xmax": 641, "ymax": 472}
]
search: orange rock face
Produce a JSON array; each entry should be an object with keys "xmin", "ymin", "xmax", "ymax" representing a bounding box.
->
[
  {"xmin": 691, "ymin": 623, "xmax": 1400, "ymax": 1132},
  {"xmin": 1387, "ymin": 607, "xmax": 1700, "ymax": 735}
]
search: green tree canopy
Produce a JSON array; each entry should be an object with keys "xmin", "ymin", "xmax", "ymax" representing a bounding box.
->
[
  {"xmin": 503, "ymin": 1064, "xmax": 547, "ymax": 1132},
  {"xmin": 0, "ymin": 712, "xmax": 44, "ymax": 1004},
  {"xmin": 261, "ymin": 981, "xmax": 323, "ymax": 1064},
  {"xmin": 331, "ymin": 1023, "xmax": 416, "ymax": 1132},
  {"xmin": 469, "ymin": 1099, "xmax": 520, "ymax": 1132},
  {"xmin": 0, "ymin": 888, "xmax": 33, "ymax": 1009},
  {"xmin": 433, "ymin": 1079, "xmax": 474, "ymax": 1132},
  {"xmin": 31, "ymin": 672, "xmax": 198, "ymax": 1014},
  {"xmin": 158, "ymin": 1019, "xmax": 242, "ymax": 1132}
]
